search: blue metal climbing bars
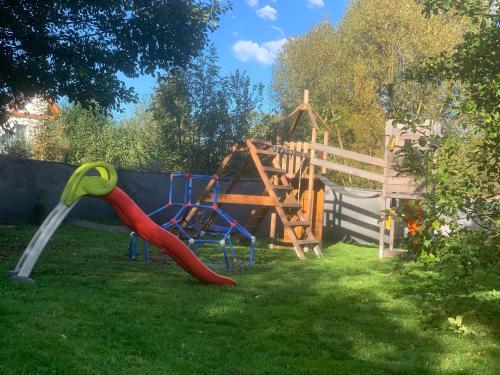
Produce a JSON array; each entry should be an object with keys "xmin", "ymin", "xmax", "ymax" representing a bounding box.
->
[{"xmin": 129, "ymin": 172, "xmax": 256, "ymax": 268}]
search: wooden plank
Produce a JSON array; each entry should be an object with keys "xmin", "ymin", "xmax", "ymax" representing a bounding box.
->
[
  {"xmin": 286, "ymin": 103, "xmax": 304, "ymax": 120},
  {"xmin": 313, "ymin": 183, "xmax": 324, "ymax": 243},
  {"xmin": 295, "ymin": 142, "xmax": 302, "ymax": 176},
  {"xmin": 287, "ymin": 220, "xmax": 311, "ymax": 226},
  {"xmin": 272, "ymin": 185, "xmax": 293, "ymax": 191},
  {"xmin": 249, "ymin": 138, "xmax": 273, "ymax": 147},
  {"xmin": 389, "ymin": 210, "xmax": 395, "ymax": 252},
  {"xmin": 262, "ymin": 166, "xmax": 286, "ymax": 175},
  {"xmin": 256, "ymin": 149, "xmax": 277, "ymax": 157},
  {"xmin": 297, "ymin": 239, "xmax": 318, "ymax": 245},
  {"xmin": 202, "ymin": 194, "xmax": 276, "ymax": 206},
  {"xmin": 307, "ymin": 127, "xmax": 317, "ymax": 221},
  {"xmin": 310, "ymin": 107, "xmax": 332, "ymax": 133},
  {"xmin": 386, "ymin": 184, "xmax": 424, "ymax": 194},
  {"xmin": 281, "ymin": 202, "xmax": 302, "ymax": 208},
  {"xmin": 285, "ymin": 149, "xmax": 290, "ymax": 174},
  {"xmin": 379, "ymin": 120, "xmax": 392, "ymax": 258},
  {"xmin": 195, "ymin": 154, "xmax": 251, "ymax": 229},
  {"xmin": 311, "ymin": 158, "xmax": 385, "ymax": 183},
  {"xmin": 289, "ymin": 109, "xmax": 304, "ymax": 135},
  {"xmin": 386, "ymin": 177, "xmax": 421, "ymax": 185},
  {"xmin": 183, "ymin": 142, "xmax": 241, "ymax": 223},
  {"xmin": 301, "ymin": 142, "xmax": 309, "ymax": 178},
  {"xmin": 386, "ymin": 192, "xmax": 425, "ymax": 200},
  {"xmin": 391, "ymin": 128, "xmax": 426, "ymax": 140},
  {"xmin": 312, "ymin": 143, "xmax": 386, "ymax": 167},
  {"xmin": 269, "ymin": 211, "xmax": 277, "ymax": 246}
]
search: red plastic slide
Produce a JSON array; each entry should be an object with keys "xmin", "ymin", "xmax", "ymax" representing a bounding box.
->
[{"xmin": 103, "ymin": 187, "xmax": 235, "ymax": 286}]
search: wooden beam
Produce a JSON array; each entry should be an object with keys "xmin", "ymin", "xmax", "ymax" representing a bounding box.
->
[
  {"xmin": 269, "ymin": 211, "xmax": 277, "ymax": 247},
  {"xmin": 310, "ymin": 107, "xmax": 332, "ymax": 133},
  {"xmin": 311, "ymin": 158, "xmax": 385, "ymax": 183},
  {"xmin": 301, "ymin": 142, "xmax": 309, "ymax": 178},
  {"xmin": 183, "ymin": 142, "xmax": 242, "ymax": 223},
  {"xmin": 289, "ymin": 109, "xmax": 304, "ymax": 135},
  {"xmin": 379, "ymin": 120, "xmax": 393, "ymax": 258},
  {"xmin": 312, "ymin": 143, "xmax": 386, "ymax": 167},
  {"xmin": 295, "ymin": 142, "xmax": 302, "ymax": 176},
  {"xmin": 307, "ymin": 127, "xmax": 317, "ymax": 221},
  {"xmin": 202, "ymin": 194, "xmax": 276, "ymax": 206},
  {"xmin": 286, "ymin": 103, "xmax": 304, "ymax": 119},
  {"xmin": 306, "ymin": 105, "xmax": 320, "ymax": 130}
]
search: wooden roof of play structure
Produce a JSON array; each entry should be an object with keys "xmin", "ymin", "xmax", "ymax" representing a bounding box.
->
[{"xmin": 185, "ymin": 90, "xmax": 437, "ymax": 260}]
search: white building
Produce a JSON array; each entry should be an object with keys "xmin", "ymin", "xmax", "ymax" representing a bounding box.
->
[{"xmin": 1, "ymin": 96, "xmax": 59, "ymax": 147}]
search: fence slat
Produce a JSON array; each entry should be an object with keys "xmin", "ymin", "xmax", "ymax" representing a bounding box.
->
[
  {"xmin": 312, "ymin": 143, "xmax": 385, "ymax": 167},
  {"xmin": 311, "ymin": 158, "xmax": 385, "ymax": 183}
]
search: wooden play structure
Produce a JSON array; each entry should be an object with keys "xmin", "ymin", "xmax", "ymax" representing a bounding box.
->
[
  {"xmin": 184, "ymin": 137, "xmax": 323, "ymax": 260},
  {"xmin": 186, "ymin": 90, "xmax": 437, "ymax": 259},
  {"xmin": 284, "ymin": 91, "xmax": 438, "ymax": 257}
]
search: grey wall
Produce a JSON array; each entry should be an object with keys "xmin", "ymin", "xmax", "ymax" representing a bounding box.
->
[
  {"xmin": 323, "ymin": 184, "xmax": 381, "ymax": 244},
  {"xmin": 0, "ymin": 156, "xmax": 266, "ymax": 228},
  {"xmin": 1, "ymin": 156, "xmax": 395, "ymax": 245}
]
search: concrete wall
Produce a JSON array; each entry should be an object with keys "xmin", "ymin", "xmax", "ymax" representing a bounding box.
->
[
  {"xmin": 0, "ymin": 156, "xmax": 266, "ymax": 227},
  {"xmin": 323, "ymin": 183, "xmax": 384, "ymax": 244},
  {"xmin": 1, "ymin": 156, "xmax": 395, "ymax": 245}
]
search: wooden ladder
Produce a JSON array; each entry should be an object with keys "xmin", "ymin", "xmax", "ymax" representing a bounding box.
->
[{"xmin": 246, "ymin": 139, "xmax": 322, "ymax": 259}]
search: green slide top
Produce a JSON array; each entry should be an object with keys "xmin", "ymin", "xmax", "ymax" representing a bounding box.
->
[{"xmin": 60, "ymin": 162, "xmax": 118, "ymax": 207}]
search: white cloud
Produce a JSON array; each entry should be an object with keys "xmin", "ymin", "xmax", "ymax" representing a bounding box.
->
[
  {"xmin": 256, "ymin": 5, "xmax": 278, "ymax": 21},
  {"xmin": 232, "ymin": 38, "xmax": 287, "ymax": 65},
  {"xmin": 246, "ymin": 0, "xmax": 259, "ymax": 7},
  {"xmin": 308, "ymin": 0, "xmax": 325, "ymax": 8},
  {"xmin": 270, "ymin": 25, "xmax": 285, "ymax": 37}
]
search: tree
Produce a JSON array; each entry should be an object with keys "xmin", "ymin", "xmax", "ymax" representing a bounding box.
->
[
  {"xmin": 0, "ymin": 0, "xmax": 226, "ymax": 132},
  {"xmin": 272, "ymin": 0, "xmax": 468, "ymax": 158},
  {"xmin": 393, "ymin": 0, "xmax": 499, "ymax": 278},
  {"xmin": 152, "ymin": 45, "xmax": 263, "ymax": 173}
]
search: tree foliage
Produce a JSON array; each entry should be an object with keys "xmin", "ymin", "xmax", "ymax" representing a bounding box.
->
[
  {"xmin": 32, "ymin": 46, "xmax": 264, "ymax": 173},
  {"xmin": 151, "ymin": 45, "xmax": 264, "ymax": 173},
  {"xmin": 0, "ymin": 0, "xmax": 226, "ymax": 131},
  {"xmin": 394, "ymin": 0, "xmax": 499, "ymax": 278},
  {"xmin": 272, "ymin": 0, "xmax": 468, "ymax": 158}
]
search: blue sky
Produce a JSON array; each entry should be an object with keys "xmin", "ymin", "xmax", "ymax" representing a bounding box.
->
[{"xmin": 117, "ymin": 0, "xmax": 349, "ymax": 118}]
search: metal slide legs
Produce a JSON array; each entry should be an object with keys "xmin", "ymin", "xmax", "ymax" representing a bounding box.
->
[{"xmin": 9, "ymin": 202, "xmax": 74, "ymax": 283}]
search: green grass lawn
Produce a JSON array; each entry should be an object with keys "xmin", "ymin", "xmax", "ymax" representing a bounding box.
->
[{"xmin": 0, "ymin": 224, "xmax": 498, "ymax": 374}]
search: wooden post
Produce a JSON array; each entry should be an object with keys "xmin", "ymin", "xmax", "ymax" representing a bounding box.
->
[
  {"xmin": 184, "ymin": 142, "xmax": 240, "ymax": 224},
  {"xmin": 379, "ymin": 120, "xmax": 393, "ymax": 258},
  {"xmin": 304, "ymin": 89, "xmax": 309, "ymax": 104},
  {"xmin": 307, "ymin": 127, "xmax": 317, "ymax": 221},
  {"xmin": 286, "ymin": 142, "xmax": 294, "ymax": 174},
  {"xmin": 276, "ymin": 122, "xmax": 283, "ymax": 145},
  {"xmin": 269, "ymin": 211, "xmax": 277, "ymax": 248},
  {"xmin": 389, "ymin": 200, "xmax": 395, "ymax": 253},
  {"xmin": 295, "ymin": 142, "xmax": 302, "ymax": 176},
  {"xmin": 269, "ymin": 174, "xmax": 277, "ymax": 248},
  {"xmin": 321, "ymin": 130, "xmax": 329, "ymax": 174},
  {"xmin": 302, "ymin": 142, "xmax": 309, "ymax": 178}
]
